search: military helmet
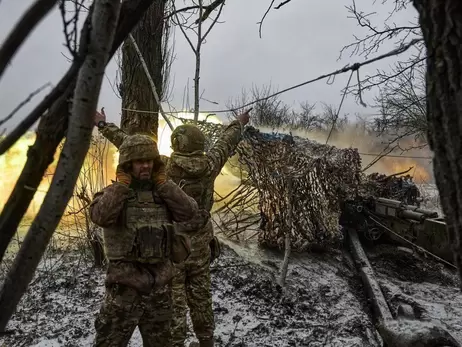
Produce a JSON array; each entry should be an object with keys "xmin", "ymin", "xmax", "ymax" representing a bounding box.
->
[
  {"xmin": 171, "ymin": 124, "xmax": 206, "ymax": 153},
  {"xmin": 118, "ymin": 134, "xmax": 159, "ymax": 166}
]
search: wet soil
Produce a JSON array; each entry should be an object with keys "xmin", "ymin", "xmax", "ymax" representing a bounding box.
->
[{"xmin": 0, "ymin": 239, "xmax": 461, "ymax": 347}]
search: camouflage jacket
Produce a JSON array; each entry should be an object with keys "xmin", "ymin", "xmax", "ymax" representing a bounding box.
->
[
  {"xmin": 98, "ymin": 120, "xmax": 243, "ymax": 195},
  {"xmin": 89, "ymin": 180, "xmax": 199, "ymax": 293},
  {"xmin": 89, "ymin": 180, "xmax": 198, "ymax": 228},
  {"xmin": 98, "ymin": 120, "xmax": 243, "ymax": 248}
]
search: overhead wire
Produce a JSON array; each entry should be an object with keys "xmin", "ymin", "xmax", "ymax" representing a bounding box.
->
[{"xmin": 119, "ymin": 38, "xmax": 421, "ymax": 116}]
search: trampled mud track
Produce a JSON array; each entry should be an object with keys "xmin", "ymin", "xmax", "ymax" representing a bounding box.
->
[{"xmin": 1, "ymin": 240, "xmax": 461, "ymax": 347}]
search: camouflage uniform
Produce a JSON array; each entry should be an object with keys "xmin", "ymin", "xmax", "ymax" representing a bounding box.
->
[
  {"xmin": 99, "ymin": 120, "xmax": 244, "ymax": 347},
  {"xmin": 90, "ymin": 134, "xmax": 198, "ymax": 347}
]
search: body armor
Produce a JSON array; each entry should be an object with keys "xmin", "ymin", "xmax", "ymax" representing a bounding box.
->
[
  {"xmin": 170, "ymin": 172, "xmax": 214, "ymax": 212},
  {"xmin": 103, "ymin": 188, "xmax": 190, "ymax": 264},
  {"xmin": 167, "ymin": 152, "xmax": 214, "ymax": 212}
]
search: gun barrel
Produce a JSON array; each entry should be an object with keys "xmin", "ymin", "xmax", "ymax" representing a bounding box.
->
[
  {"xmin": 403, "ymin": 205, "xmax": 439, "ymax": 218},
  {"xmin": 375, "ymin": 197, "xmax": 405, "ymax": 209},
  {"xmin": 399, "ymin": 209, "xmax": 426, "ymax": 221}
]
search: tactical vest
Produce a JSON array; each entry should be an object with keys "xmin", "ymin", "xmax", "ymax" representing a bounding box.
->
[
  {"xmin": 168, "ymin": 169, "xmax": 214, "ymax": 212},
  {"xmin": 103, "ymin": 189, "xmax": 187, "ymax": 264}
]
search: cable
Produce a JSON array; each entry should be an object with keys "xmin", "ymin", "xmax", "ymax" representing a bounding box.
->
[
  {"xmin": 119, "ymin": 38, "xmax": 421, "ymax": 116},
  {"xmin": 369, "ymin": 215, "xmax": 456, "ymax": 269},
  {"xmin": 325, "ymin": 70, "xmax": 354, "ymax": 144},
  {"xmin": 358, "ymin": 152, "xmax": 432, "ymax": 160}
]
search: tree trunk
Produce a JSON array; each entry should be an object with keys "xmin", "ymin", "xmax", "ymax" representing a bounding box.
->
[
  {"xmin": 0, "ymin": 0, "xmax": 122, "ymax": 331},
  {"xmin": 412, "ymin": 0, "xmax": 462, "ymax": 286},
  {"xmin": 0, "ymin": 0, "xmax": 157, "ymax": 264},
  {"xmin": 120, "ymin": 1, "xmax": 166, "ymax": 138}
]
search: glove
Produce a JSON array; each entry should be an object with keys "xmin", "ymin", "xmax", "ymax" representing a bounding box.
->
[
  {"xmin": 116, "ymin": 165, "xmax": 131, "ymax": 186},
  {"xmin": 152, "ymin": 159, "xmax": 168, "ymax": 185}
]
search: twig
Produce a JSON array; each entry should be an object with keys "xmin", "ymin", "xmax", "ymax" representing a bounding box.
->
[
  {"xmin": 0, "ymin": 83, "xmax": 52, "ymax": 127},
  {"xmin": 164, "ymin": 0, "xmax": 224, "ymax": 21},
  {"xmin": 193, "ymin": 0, "xmax": 203, "ymax": 122},
  {"xmin": 275, "ymin": 0, "xmax": 294, "ymax": 9},
  {"xmin": 127, "ymin": 34, "xmax": 174, "ymax": 131},
  {"xmin": 194, "ymin": 0, "xmax": 225, "ymax": 24},
  {"xmin": 377, "ymin": 167, "xmax": 414, "ymax": 181},
  {"xmin": 0, "ymin": 5, "xmax": 94, "ymax": 155},
  {"xmin": 201, "ymin": 0, "xmax": 225, "ymax": 42},
  {"xmin": 257, "ymin": 0, "xmax": 276, "ymax": 39},
  {"xmin": 0, "ymin": 0, "xmax": 57, "ymax": 81}
]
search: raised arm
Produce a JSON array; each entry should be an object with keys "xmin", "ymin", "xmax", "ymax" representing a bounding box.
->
[
  {"xmin": 93, "ymin": 107, "xmax": 128, "ymax": 148},
  {"xmin": 207, "ymin": 109, "xmax": 251, "ymax": 177}
]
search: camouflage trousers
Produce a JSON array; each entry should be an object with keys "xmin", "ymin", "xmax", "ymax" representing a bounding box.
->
[
  {"xmin": 171, "ymin": 245, "xmax": 214, "ymax": 346},
  {"xmin": 93, "ymin": 283, "xmax": 173, "ymax": 347}
]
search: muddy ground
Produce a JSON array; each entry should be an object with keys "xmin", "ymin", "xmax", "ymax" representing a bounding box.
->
[{"xmin": 0, "ymin": 238, "xmax": 461, "ymax": 347}]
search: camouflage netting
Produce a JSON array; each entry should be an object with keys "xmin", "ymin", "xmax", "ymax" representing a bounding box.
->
[
  {"xmin": 236, "ymin": 127, "xmax": 362, "ymax": 250},
  {"xmin": 363, "ymin": 172, "xmax": 421, "ymax": 206},
  {"xmin": 179, "ymin": 119, "xmax": 419, "ymax": 251}
]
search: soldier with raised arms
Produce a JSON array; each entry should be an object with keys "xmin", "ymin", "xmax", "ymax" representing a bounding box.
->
[
  {"xmin": 94, "ymin": 108, "xmax": 251, "ymax": 347},
  {"xmin": 89, "ymin": 133, "xmax": 199, "ymax": 347}
]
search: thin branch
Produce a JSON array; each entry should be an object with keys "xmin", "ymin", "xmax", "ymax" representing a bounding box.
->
[
  {"xmin": 0, "ymin": 5, "xmax": 94, "ymax": 155},
  {"xmin": 165, "ymin": 0, "xmax": 225, "ymax": 21},
  {"xmin": 258, "ymin": 0, "xmax": 276, "ymax": 39},
  {"xmin": 172, "ymin": 2, "xmax": 197, "ymax": 54},
  {"xmin": 201, "ymin": 0, "xmax": 225, "ymax": 42},
  {"xmin": 0, "ymin": 0, "xmax": 58, "ymax": 81},
  {"xmin": 195, "ymin": 0, "xmax": 225, "ymax": 24},
  {"xmin": 275, "ymin": 0, "xmax": 294, "ymax": 9},
  {"xmin": 194, "ymin": 0, "xmax": 203, "ymax": 122},
  {"xmin": 0, "ymin": 83, "xmax": 52, "ymax": 127}
]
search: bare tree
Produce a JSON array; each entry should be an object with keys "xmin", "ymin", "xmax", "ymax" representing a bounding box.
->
[
  {"xmin": 0, "ymin": 0, "xmax": 157, "ymax": 268},
  {"xmin": 171, "ymin": 0, "xmax": 226, "ymax": 122},
  {"xmin": 120, "ymin": 0, "xmax": 173, "ymax": 137},
  {"xmin": 340, "ymin": 0, "xmax": 426, "ymax": 139},
  {"xmin": 0, "ymin": 0, "xmax": 122, "ymax": 331},
  {"xmin": 227, "ymin": 85, "xmax": 294, "ymax": 129},
  {"xmin": 412, "ymin": 0, "xmax": 462, "ymax": 287},
  {"xmin": 374, "ymin": 63, "xmax": 427, "ymax": 143}
]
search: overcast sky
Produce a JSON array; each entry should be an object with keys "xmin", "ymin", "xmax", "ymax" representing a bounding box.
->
[{"xmin": 0, "ymin": 0, "xmax": 420, "ymax": 130}]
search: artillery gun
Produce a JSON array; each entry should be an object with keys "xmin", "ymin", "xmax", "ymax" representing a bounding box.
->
[
  {"xmin": 339, "ymin": 196, "xmax": 451, "ymax": 265},
  {"xmin": 339, "ymin": 197, "xmax": 460, "ymax": 346}
]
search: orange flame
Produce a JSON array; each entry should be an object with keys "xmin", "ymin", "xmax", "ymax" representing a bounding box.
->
[{"xmin": 0, "ymin": 113, "xmax": 239, "ymax": 224}]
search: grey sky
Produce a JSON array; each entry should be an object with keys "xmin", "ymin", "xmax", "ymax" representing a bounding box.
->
[{"xmin": 0, "ymin": 0, "xmax": 420, "ymax": 130}]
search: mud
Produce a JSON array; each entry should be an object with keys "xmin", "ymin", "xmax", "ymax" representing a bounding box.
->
[{"xmin": 0, "ymin": 240, "xmax": 461, "ymax": 347}]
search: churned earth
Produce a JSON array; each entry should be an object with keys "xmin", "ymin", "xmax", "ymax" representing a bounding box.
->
[{"xmin": 0, "ymin": 237, "xmax": 461, "ymax": 347}]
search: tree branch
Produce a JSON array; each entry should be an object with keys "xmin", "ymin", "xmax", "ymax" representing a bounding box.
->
[
  {"xmin": 0, "ymin": 0, "xmax": 58, "ymax": 81},
  {"xmin": 195, "ymin": 0, "xmax": 225, "ymax": 24},
  {"xmin": 275, "ymin": 0, "xmax": 294, "ymax": 9},
  {"xmin": 0, "ymin": 0, "xmax": 157, "ymax": 266},
  {"xmin": 257, "ymin": 0, "xmax": 276, "ymax": 39},
  {"xmin": 164, "ymin": 0, "xmax": 225, "ymax": 21},
  {"xmin": 0, "ymin": 0, "xmax": 121, "ymax": 331},
  {"xmin": 0, "ymin": 83, "xmax": 51, "ymax": 127}
]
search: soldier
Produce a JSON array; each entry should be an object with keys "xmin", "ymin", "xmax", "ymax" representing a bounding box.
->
[
  {"xmin": 94, "ymin": 108, "xmax": 251, "ymax": 347},
  {"xmin": 89, "ymin": 133, "xmax": 199, "ymax": 347}
]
